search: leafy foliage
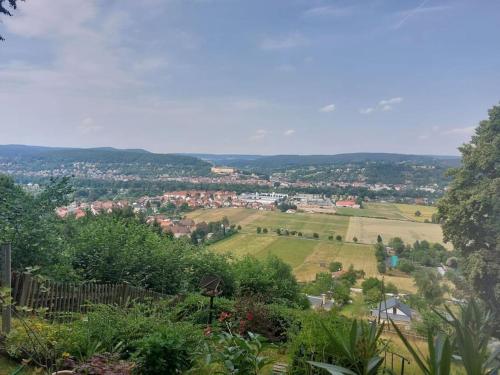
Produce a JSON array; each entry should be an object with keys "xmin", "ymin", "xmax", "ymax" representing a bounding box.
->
[{"xmin": 437, "ymin": 104, "xmax": 500, "ymax": 335}]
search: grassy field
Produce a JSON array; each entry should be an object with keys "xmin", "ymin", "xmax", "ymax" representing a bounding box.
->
[
  {"xmin": 336, "ymin": 202, "xmax": 408, "ymax": 220},
  {"xmin": 345, "ymin": 216, "xmax": 448, "ymax": 247},
  {"xmin": 186, "ymin": 206, "xmax": 443, "ymax": 292},
  {"xmin": 395, "ymin": 203, "xmax": 438, "ymax": 222},
  {"xmin": 187, "ymin": 208, "xmax": 350, "ymax": 238}
]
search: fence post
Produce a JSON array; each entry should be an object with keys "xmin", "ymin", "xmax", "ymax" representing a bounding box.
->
[{"xmin": 2, "ymin": 243, "xmax": 12, "ymax": 334}]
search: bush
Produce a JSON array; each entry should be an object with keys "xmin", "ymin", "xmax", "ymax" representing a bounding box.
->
[
  {"xmin": 170, "ymin": 293, "xmax": 235, "ymax": 325},
  {"xmin": 262, "ymin": 228, "xmax": 268, "ymax": 234},
  {"xmin": 329, "ymin": 261, "xmax": 342, "ymax": 273},
  {"xmin": 377, "ymin": 261, "xmax": 386, "ymax": 274},
  {"xmin": 335, "ymin": 235, "xmax": 342, "ymax": 241},
  {"xmin": 352, "ymin": 236, "xmax": 358, "ymax": 243},
  {"xmin": 64, "ymin": 303, "xmax": 172, "ymax": 359},
  {"xmin": 133, "ymin": 323, "xmax": 203, "ymax": 375},
  {"xmin": 6, "ymin": 317, "xmax": 71, "ymax": 365},
  {"xmin": 256, "ymin": 227, "xmax": 262, "ymax": 234},
  {"xmin": 397, "ymin": 259, "xmax": 416, "ymax": 274},
  {"xmin": 312, "ymin": 233, "xmax": 319, "ymax": 239}
]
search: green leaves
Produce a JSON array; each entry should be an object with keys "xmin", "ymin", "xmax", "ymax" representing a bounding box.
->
[
  {"xmin": 390, "ymin": 319, "xmax": 452, "ymax": 375},
  {"xmin": 308, "ymin": 319, "xmax": 386, "ymax": 375}
]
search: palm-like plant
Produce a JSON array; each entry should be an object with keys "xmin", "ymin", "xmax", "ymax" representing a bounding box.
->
[
  {"xmin": 390, "ymin": 322, "xmax": 452, "ymax": 375},
  {"xmin": 435, "ymin": 299, "xmax": 500, "ymax": 375},
  {"xmin": 308, "ymin": 319, "xmax": 386, "ymax": 375}
]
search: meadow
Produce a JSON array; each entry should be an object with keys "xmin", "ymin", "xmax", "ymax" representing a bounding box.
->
[{"xmin": 186, "ymin": 203, "xmax": 446, "ymax": 292}]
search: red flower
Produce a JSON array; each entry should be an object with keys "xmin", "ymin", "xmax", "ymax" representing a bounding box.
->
[
  {"xmin": 218, "ymin": 311, "xmax": 231, "ymax": 322},
  {"xmin": 246, "ymin": 311, "xmax": 254, "ymax": 321}
]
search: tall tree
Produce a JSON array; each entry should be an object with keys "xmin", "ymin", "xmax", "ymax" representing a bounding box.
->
[{"xmin": 437, "ymin": 103, "xmax": 500, "ymax": 335}]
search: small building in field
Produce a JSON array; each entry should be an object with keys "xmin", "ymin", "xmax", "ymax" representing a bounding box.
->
[
  {"xmin": 371, "ymin": 298, "xmax": 414, "ymax": 323},
  {"xmin": 335, "ymin": 200, "xmax": 360, "ymax": 209}
]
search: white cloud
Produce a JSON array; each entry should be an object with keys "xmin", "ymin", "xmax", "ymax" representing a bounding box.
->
[
  {"xmin": 260, "ymin": 32, "xmax": 308, "ymax": 50},
  {"xmin": 304, "ymin": 5, "xmax": 353, "ymax": 17},
  {"xmin": 250, "ymin": 129, "xmax": 269, "ymax": 141},
  {"xmin": 359, "ymin": 107, "xmax": 374, "ymax": 115},
  {"xmin": 284, "ymin": 129, "xmax": 296, "ymax": 136},
  {"xmin": 320, "ymin": 104, "xmax": 336, "ymax": 113},
  {"xmin": 442, "ymin": 127, "xmax": 475, "ymax": 135},
  {"xmin": 78, "ymin": 117, "xmax": 103, "ymax": 134},
  {"xmin": 359, "ymin": 97, "xmax": 403, "ymax": 114}
]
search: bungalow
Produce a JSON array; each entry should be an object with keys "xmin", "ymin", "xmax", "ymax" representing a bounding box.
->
[{"xmin": 371, "ymin": 297, "xmax": 414, "ymax": 323}]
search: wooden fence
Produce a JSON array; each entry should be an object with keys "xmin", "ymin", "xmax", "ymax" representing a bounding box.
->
[{"xmin": 9, "ymin": 272, "xmax": 169, "ymax": 314}]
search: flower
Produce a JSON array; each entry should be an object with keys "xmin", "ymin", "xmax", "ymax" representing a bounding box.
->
[
  {"xmin": 246, "ymin": 311, "xmax": 254, "ymax": 321},
  {"xmin": 218, "ymin": 311, "xmax": 231, "ymax": 322},
  {"xmin": 203, "ymin": 326, "xmax": 212, "ymax": 336}
]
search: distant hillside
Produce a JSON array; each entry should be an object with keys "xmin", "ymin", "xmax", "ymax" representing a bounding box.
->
[
  {"xmin": 0, "ymin": 145, "xmax": 211, "ymax": 177},
  {"xmin": 187, "ymin": 153, "xmax": 461, "ymax": 169}
]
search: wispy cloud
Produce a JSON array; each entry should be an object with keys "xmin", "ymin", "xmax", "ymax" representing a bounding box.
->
[
  {"xmin": 259, "ymin": 32, "xmax": 308, "ymax": 50},
  {"xmin": 360, "ymin": 97, "xmax": 404, "ymax": 114},
  {"xmin": 319, "ymin": 104, "xmax": 336, "ymax": 113},
  {"xmin": 303, "ymin": 5, "xmax": 353, "ymax": 17},
  {"xmin": 393, "ymin": 0, "xmax": 451, "ymax": 29},
  {"xmin": 359, "ymin": 107, "xmax": 374, "ymax": 114},
  {"xmin": 442, "ymin": 127, "xmax": 475, "ymax": 135},
  {"xmin": 78, "ymin": 117, "xmax": 103, "ymax": 134},
  {"xmin": 284, "ymin": 129, "xmax": 296, "ymax": 136},
  {"xmin": 249, "ymin": 129, "xmax": 269, "ymax": 141}
]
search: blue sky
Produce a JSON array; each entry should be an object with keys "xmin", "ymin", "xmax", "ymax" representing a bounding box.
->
[{"xmin": 1, "ymin": 0, "xmax": 499, "ymax": 155}]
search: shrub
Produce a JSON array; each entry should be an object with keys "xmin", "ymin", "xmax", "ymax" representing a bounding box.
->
[
  {"xmin": 335, "ymin": 235, "xmax": 342, "ymax": 241},
  {"xmin": 133, "ymin": 323, "xmax": 203, "ymax": 375},
  {"xmin": 64, "ymin": 303, "xmax": 171, "ymax": 359},
  {"xmin": 6, "ymin": 317, "xmax": 71, "ymax": 366},
  {"xmin": 377, "ymin": 262, "xmax": 386, "ymax": 274},
  {"xmin": 312, "ymin": 233, "xmax": 319, "ymax": 239},
  {"xmin": 329, "ymin": 261, "xmax": 342, "ymax": 273},
  {"xmin": 262, "ymin": 228, "xmax": 268, "ymax": 234},
  {"xmin": 397, "ymin": 259, "xmax": 416, "ymax": 274},
  {"xmin": 256, "ymin": 227, "xmax": 262, "ymax": 234},
  {"xmin": 352, "ymin": 236, "xmax": 358, "ymax": 243},
  {"xmin": 170, "ymin": 293, "xmax": 235, "ymax": 325},
  {"xmin": 208, "ymin": 331, "xmax": 270, "ymax": 374}
]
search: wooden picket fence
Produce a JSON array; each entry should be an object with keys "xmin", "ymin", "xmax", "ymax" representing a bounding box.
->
[{"xmin": 9, "ymin": 272, "xmax": 169, "ymax": 314}]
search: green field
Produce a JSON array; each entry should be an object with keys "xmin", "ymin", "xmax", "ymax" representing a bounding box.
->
[{"xmin": 186, "ymin": 205, "xmax": 444, "ymax": 291}]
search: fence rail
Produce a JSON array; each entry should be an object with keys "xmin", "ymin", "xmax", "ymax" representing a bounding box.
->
[{"xmin": 7, "ymin": 272, "xmax": 169, "ymax": 314}]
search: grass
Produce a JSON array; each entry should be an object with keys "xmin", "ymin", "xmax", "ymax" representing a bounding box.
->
[
  {"xmin": 187, "ymin": 208, "xmax": 350, "ymax": 239},
  {"xmin": 336, "ymin": 202, "xmax": 407, "ymax": 220},
  {"xmin": 0, "ymin": 357, "xmax": 35, "ymax": 375},
  {"xmin": 395, "ymin": 203, "xmax": 438, "ymax": 223},
  {"xmin": 346, "ymin": 216, "xmax": 448, "ymax": 248},
  {"xmin": 188, "ymin": 207, "xmax": 436, "ymax": 290}
]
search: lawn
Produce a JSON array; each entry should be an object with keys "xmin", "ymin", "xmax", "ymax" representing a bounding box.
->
[{"xmin": 345, "ymin": 216, "xmax": 448, "ymax": 247}]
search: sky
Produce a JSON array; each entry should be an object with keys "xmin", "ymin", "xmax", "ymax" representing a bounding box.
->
[{"xmin": 1, "ymin": 0, "xmax": 499, "ymax": 155}]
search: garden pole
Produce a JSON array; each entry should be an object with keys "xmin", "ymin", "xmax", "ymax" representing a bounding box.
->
[{"xmin": 2, "ymin": 243, "xmax": 12, "ymax": 334}]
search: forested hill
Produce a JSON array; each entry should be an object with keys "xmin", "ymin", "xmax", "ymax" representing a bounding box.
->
[
  {"xmin": 0, "ymin": 145, "xmax": 212, "ymax": 176},
  {"xmin": 187, "ymin": 153, "xmax": 461, "ymax": 170}
]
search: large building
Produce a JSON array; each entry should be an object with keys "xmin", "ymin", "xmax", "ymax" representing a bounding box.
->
[{"xmin": 211, "ymin": 166, "xmax": 237, "ymax": 175}]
